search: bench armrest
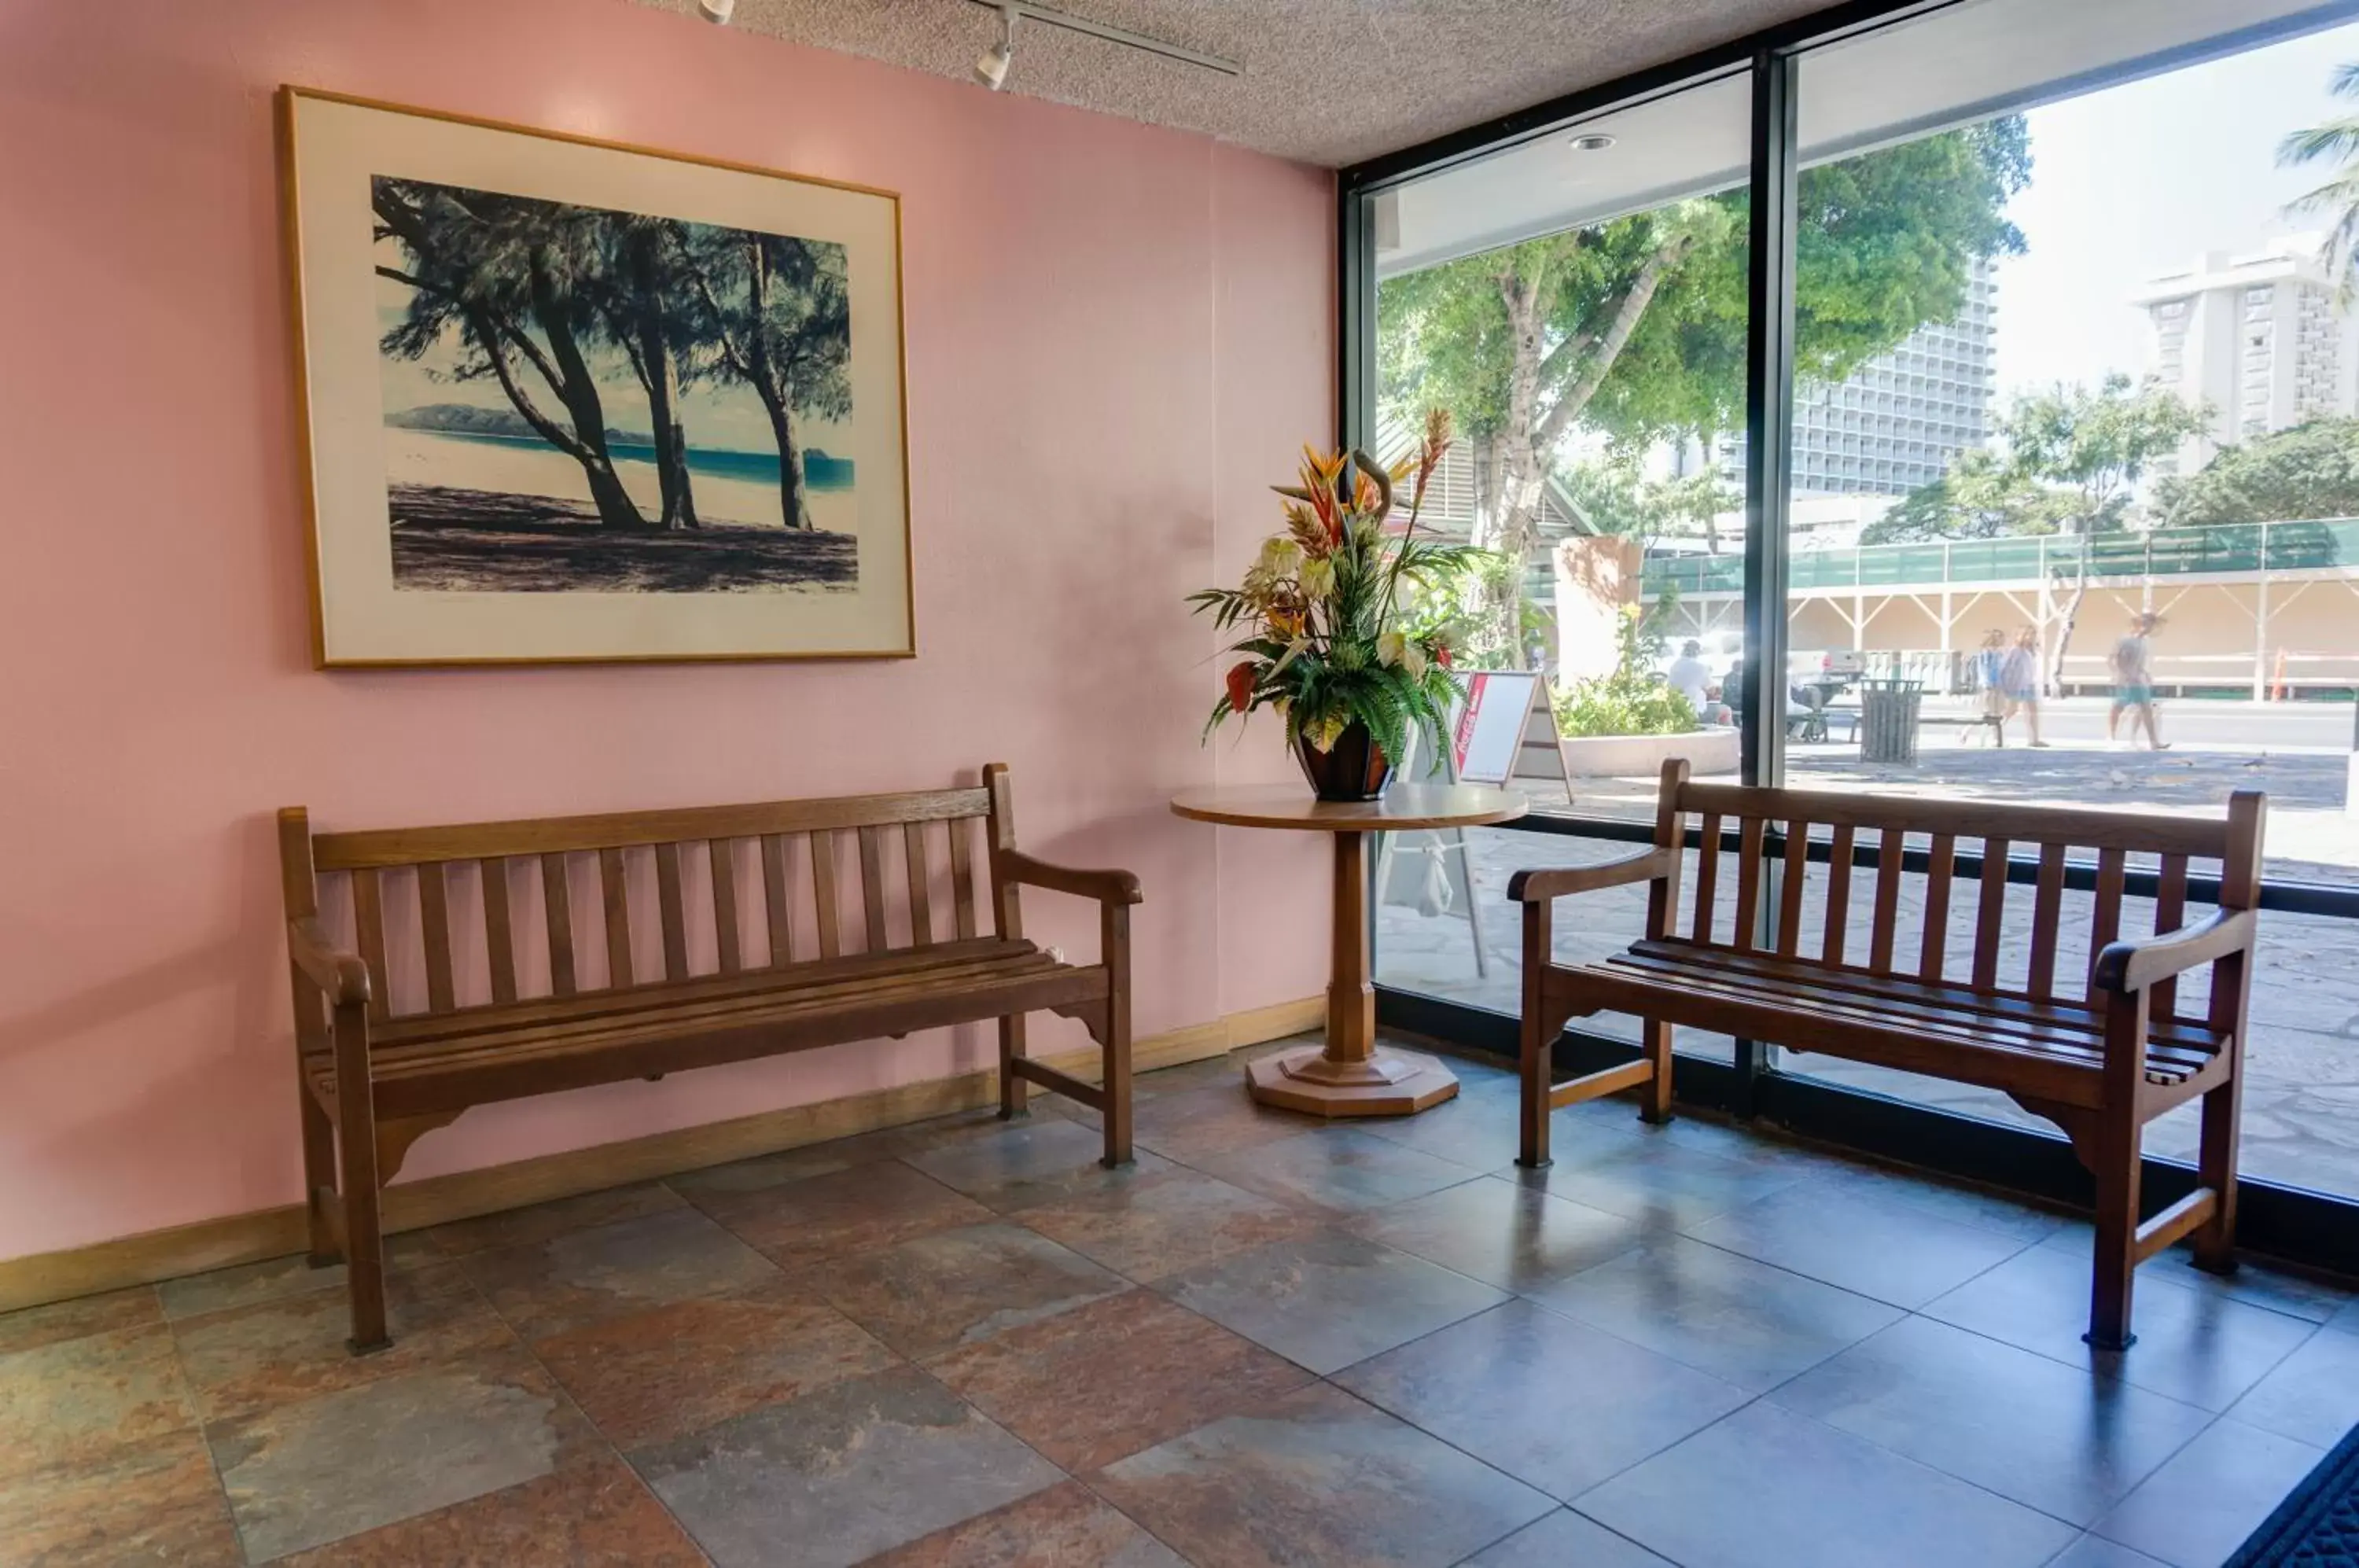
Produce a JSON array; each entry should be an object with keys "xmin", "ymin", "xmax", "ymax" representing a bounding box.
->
[
  {"xmin": 288, "ymin": 917, "xmax": 374, "ymax": 1008},
  {"xmin": 1507, "ymin": 847, "xmax": 1677, "ymax": 904},
  {"xmin": 999, "ymin": 850, "xmax": 1143, "ymax": 907},
  {"xmin": 2092, "ymin": 907, "xmax": 2257, "ymax": 995}
]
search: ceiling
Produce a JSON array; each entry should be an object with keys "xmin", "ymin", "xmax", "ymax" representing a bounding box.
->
[{"xmin": 627, "ymin": 0, "xmax": 1835, "ymax": 167}]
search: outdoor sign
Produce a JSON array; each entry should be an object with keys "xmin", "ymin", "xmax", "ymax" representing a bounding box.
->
[{"xmin": 1450, "ymin": 671, "xmax": 1573, "ymax": 801}]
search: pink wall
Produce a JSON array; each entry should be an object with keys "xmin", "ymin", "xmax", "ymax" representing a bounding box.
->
[{"xmin": 0, "ymin": 0, "xmax": 1334, "ymax": 1262}]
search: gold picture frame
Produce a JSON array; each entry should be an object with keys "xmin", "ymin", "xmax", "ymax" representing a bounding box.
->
[{"xmin": 279, "ymin": 87, "xmax": 914, "ymax": 667}]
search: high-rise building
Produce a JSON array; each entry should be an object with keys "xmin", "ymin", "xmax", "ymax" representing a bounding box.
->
[
  {"xmin": 2133, "ymin": 237, "xmax": 2359, "ymax": 474},
  {"xmin": 1713, "ymin": 257, "xmax": 1999, "ymax": 507}
]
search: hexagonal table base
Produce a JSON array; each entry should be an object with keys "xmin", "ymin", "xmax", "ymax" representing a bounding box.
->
[{"xmin": 1245, "ymin": 1044, "xmax": 1462, "ymax": 1118}]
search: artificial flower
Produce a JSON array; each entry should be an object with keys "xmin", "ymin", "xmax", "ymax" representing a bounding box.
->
[
  {"xmin": 1297, "ymin": 556, "xmax": 1335, "ymax": 601},
  {"xmin": 1376, "ymin": 630, "xmax": 1407, "ymax": 668},
  {"xmin": 1224, "ymin": 661, "xmax": 1259, "ymax": 715},
  {"xmin": 1401, "ymin": 642, "xmax": 1429, "ymax": 679},
  {"xmin": 1257, "ymin": 536, "xmax": 1302, "ymax": 577}
]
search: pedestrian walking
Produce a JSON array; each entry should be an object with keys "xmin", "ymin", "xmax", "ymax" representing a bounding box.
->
[
  {"xmin": 1973, "ymin": 630, "xmax": 2008, "ymax": 742},
  {"xmin": 2001, "ymin": 626, "xmax": 2047, "ymax": 747},
  {"xmin": 2109, "ymin": 612, "xmax": 2169, "ymax": 750}
]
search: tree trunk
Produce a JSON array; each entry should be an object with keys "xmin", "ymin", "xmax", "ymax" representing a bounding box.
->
[
  {"xmin": 1482, "ymin": 270, "xmax": 1549, "ymax": 670},
  {"xmin": 638, "ymin": 311, "xmax": 700, "ymax": 532},
  {"xmin": 2048, "ymin": 532, "xmax": 2091, "ymax": 692},
  {"xmin": 756, "ymin": 379, "xmax": 810, "ymax": 530},
  {"xmin": 528, "ymin": 257, "xmax": 647, "ymax": 530}
]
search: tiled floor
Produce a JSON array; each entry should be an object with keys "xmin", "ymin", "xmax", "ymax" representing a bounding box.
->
[{"xmin": 6, "ymin": 1036, "xmax": 2357, "ymax": 1567}]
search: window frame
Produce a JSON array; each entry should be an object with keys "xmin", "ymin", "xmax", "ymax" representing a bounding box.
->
[{"xmin": 1338, "ymin": 0, "xmax": 2359, "ymax": 1275}]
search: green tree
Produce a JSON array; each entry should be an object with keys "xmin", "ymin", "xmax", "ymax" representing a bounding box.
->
[
  {"xmin": 374, "ymin": 178, "xmax": 649, "ymax": 530},
  {"xmin": 2280, "ymin": 62, "xmax": 2359, "ymax": 295},
  {"xmin": 682, "ymin": 230, "xmax": 852, "ymax": 531},
  {"xmin": 2155, "ymin": 418, "xmax": 2359, "ymax": 525},
  {"xmin": 1559, "ymin": 456, "xmax": 1739, "ymax": 554},
  {"xmin": 1864, "ymin": 375, "xmax": 2205, "ymax": 681},
  {"xmin": 1379, "ymin": 119, "xmax": 2030, "ymax": 664},
  {"xmin": 588, "ymin": 216, "xmax": 707, "ymax": 531}
]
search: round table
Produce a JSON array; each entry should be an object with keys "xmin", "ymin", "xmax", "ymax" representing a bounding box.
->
[{"xmin": 1169, "ymin": 782, "xmax": 1528, "ymax": 1116}]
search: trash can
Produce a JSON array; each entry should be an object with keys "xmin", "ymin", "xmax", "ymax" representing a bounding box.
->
[{"xmin": 1858, "ymin": 678, "xmax": 1923, "ymax": 765}]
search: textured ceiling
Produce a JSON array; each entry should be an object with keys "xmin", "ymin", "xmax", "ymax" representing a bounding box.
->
[{"xmin": 627, "ymin": 0, "xmax": 1834, "ymax": 167}]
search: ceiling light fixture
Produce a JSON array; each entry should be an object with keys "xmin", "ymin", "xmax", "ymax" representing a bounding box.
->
[
  {"xmin": 962, "ymin": 0, "xmax": 1238, "ymax": 87},
  {"xmin": 697, "ymin": 0, "xmax": 734, "ymax": 23},
  {"xmin": 974, "ymin": 4, "xmax": 1018, "ymax": 90},
  {"xmin": 1569, "ymin": 132, "xmax": 1617, "ymax": 152}
]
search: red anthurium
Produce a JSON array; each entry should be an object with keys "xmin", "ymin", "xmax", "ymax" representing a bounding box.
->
[{"xmin": 1225, "ymin": 661, "xmax": 1259, "ymax": 714}]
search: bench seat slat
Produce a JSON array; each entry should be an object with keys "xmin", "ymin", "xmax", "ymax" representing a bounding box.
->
[
  {"xmin": 1603, "ymin": 948, "xmax": 2221, "ymax": 1075},
  {"xmin": 329, "ymin": 963, "xmax": 1108, "ymax": 1121}
]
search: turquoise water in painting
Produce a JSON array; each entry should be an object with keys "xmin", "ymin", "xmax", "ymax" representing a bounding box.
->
[{"xmin": 429, "ymin": 429, "xmax": 854, "ymax": 489}]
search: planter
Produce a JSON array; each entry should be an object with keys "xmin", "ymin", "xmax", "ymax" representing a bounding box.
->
[
  {"xmin": 1558, "ymin": 724, "xmax": 1739, "ymax": 780},
  {"xmin": 1294, "ymin": 722, "xmax": 1393, "ymax": 801}
]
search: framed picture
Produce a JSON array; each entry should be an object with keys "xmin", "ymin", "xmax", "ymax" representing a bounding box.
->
[{"xmin": 279, "ymin": 87, "xmax": 912, "ymax": 666}]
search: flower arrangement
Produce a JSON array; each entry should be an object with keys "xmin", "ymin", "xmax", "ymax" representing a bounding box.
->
[{"xmin": 1190, "ymin": 410, "xmax": 1474, "ymax": 799}]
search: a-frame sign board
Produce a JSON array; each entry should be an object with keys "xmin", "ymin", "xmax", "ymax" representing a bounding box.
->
[{"xmin": 1449, "ymin": 671, "xmax": 1574, "ymax": 802}]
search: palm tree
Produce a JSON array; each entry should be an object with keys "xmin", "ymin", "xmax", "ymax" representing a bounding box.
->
[{"xmin": 2280, "ymin": 63, "xmax": 2359, "ymax": 296}]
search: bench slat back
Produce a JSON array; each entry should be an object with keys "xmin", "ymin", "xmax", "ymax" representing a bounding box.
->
[
  {"xmin": 1665, "ymin": 770, "xmax": 2263, "ymax": 1021},
  {"xmin": 289, "ymin": 786, "xmax": 999, "ymax": 1021}
]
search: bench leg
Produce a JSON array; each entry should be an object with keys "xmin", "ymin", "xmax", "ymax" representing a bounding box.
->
[
  {"xmin": 1517, "ymin": 1007, "xmax": 1551, "ymax": 1169},
  {"xmin": 2086, "ymin": 1106, "xmax": 2142, "ymax": 1352},
  {"xmin": 330, "ymin": 1002, "xmax": 390, "ymax": 1355},
  {"xmin": 1640, "ymin": 1018, "xmax": 1675, "ymax": 1124},
  {"xmin": 1099, "ymin": 1014, "xmax": 1133, "ymax": 1170},
  {"xmin": 299, "ymin": 1077, "xmax": 340, "ymax": 1268},
  {"xmin": 2192, "ymin": 1075, "xmax": 2242, "ymax": 1275},
  {"xmin": 997, "ymin": 1014, "xmax": 1029, "ymax": 1120}
]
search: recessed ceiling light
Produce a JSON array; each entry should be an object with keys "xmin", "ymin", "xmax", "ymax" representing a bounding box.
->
[{"xmin": 1570, "ymin": 133, "xmax": 1617, "ymax": 152}]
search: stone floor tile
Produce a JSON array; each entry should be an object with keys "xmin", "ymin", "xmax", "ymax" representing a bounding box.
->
[
  {"xmin": 1766, "ymin": 1315, "xmax": 2214, "ymax": 1526},
  {"xmin": 2225, "ymin": 1316, "xmax": 2359, "ymax": 1446},
  {"xmin": 1526, "ymin": 1237, "xmax": 1901, "ymax": 1393},
  {"xmin": 813, "ymin": 1221, "xmax": 1127, "ymax": 1361},
  {"xmin": 903, "ymin": 1116, "xmax": 1173, "ymax": 1213},
  {"xmin": 459, "ymin": 1206, "xmax": 778, "ymax": 1340},
  {"xmin": 207, "ymin": 1349, "xmax": 602, "ymax": 1563},
  {"xmin": 1014, "ymin": 1167, "xmax": 1320, "ymax": 1283},
  {"xmin": 2030, "ymin": 1226, "xmax": 2359, "ymax": 1325},
  {"xmin": 2092, "ymin": 1418, "xmax": 2324, "ymax": 1568},
  {"xmin": 690, "ymin": 1158, "xmax": 992, "ymax": 1268},
  {"xmin": 926, "ymin": 1286, "xmax": 1311, "ymax": 1471},
  {"xmin": 0, "ymin": 1285, "xmax": 162, "ymax": 1357},
  {"xmin": 0, "ymin": 1323, "xmax": 197, "ymax": 1481},
  {"xmin": 2046, "ymin": 1537, "xmax": 2177, "ymax": 1568},
  {"xmin": 1508, "ymin": 1127, "xmax": 1809, "ymax": 1230},
  {"xmin": 155, "ymin": 1245, "xmax": 433, "ymax": 1323},
  {"xmin": 1346, "ymin": 1173, "xmax": 1646, "ymax": 1293},
  {"xmin": 1923, "ymin": 1242, "xmax": 2319, "ymax": 1412},
  {"xmin": 273, "ymin": 1451, "xmax": 702, "ymax": 1566},
  {"xmin": 532, "ymin": 1278, "xmax": 896, "ymax": 1449},
  {"xmin": 171, "ymin": 1261, "xmax": 513, "ymax": 1422},
  {"xmin": 1196, "ymin": 1127, "xmax": 1484, "ymax": 1213},
  {"xmin": 0, "ymin": 1428, "xmax": 240, "ymax": 1567},
  {"xmin": 1088, "ymin": 1381, "xmax": 1554, "ymax": 1568},
  {"xmin": 421, "ymin": 1183, "xmax": 686, "ymax": 1258},
  {"xmin": 1333, "ymin": 1298, "xmax": 1749, "ymax": 1501},
  {"xmin": 1128, "ymin": 1083, "xmax": 1326, "ymax": 1165},
  {"xmin": 1578, "ymin": 1401, "xmax": 2078, "ymax": 1568},
  {"xmin": 1156, "ymin": 1228, "xmax": 1507, "ymax": 1375},
  {"xmin": 1460, "ymin": 1508, "xmax": 1676, "ymax": 1568},
  {"xmin": 630, "ymin": 1362, "xmax": 1061, "ymax": 1568},
  {"xmin": 1351, "ymin": 1080, "xmax": 1526, "ymax": 1165},
  {"xmin": 1685, "ymin": 1180, "xmax": 2037, "ymax": 1308},
  {"xmin": 1816, "ymin": 1162, "xmax": 2074, "ymax": 1242},
  {"xmin": 860, "ymin": 1479, "xmax": 1186, "ymax": 1566}
]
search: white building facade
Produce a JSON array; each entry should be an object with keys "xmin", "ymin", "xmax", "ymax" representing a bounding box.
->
[{"xmin": 2134, "ymin": 237, "xmax": 2359, "ymax": 473}]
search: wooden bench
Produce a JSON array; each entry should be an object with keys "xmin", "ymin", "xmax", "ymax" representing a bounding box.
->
[
  {"xmin": 278, "ymin": 765, "xmax": 1139, "ymax": 1353},
  {"xmin": 1511, "ymin": 760, "xmax": 2263, "ymax": 1351}
]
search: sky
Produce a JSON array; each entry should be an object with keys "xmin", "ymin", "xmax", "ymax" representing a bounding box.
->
[{"xmin": 1991, "ymin": 16, "xmax": 2359, "ymax": 400}]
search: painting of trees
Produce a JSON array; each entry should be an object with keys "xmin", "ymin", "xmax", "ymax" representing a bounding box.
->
[{"xmin": 370, "ymin": 175, "xmax": 859, "ymax": 586}]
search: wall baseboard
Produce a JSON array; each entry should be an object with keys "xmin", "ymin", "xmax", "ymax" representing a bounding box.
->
[{"xmin": 0, "ymin": 996, "xmax": 1322, "ymax": 1315}]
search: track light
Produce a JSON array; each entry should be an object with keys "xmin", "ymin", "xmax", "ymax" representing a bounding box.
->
[
  {"xmin": 698, "ymin": 0, "xmax": 734, "ymax": 23},
  {"xmin": 974, "ymin": 5, "xmax": 1017, "ymax": 90}
]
